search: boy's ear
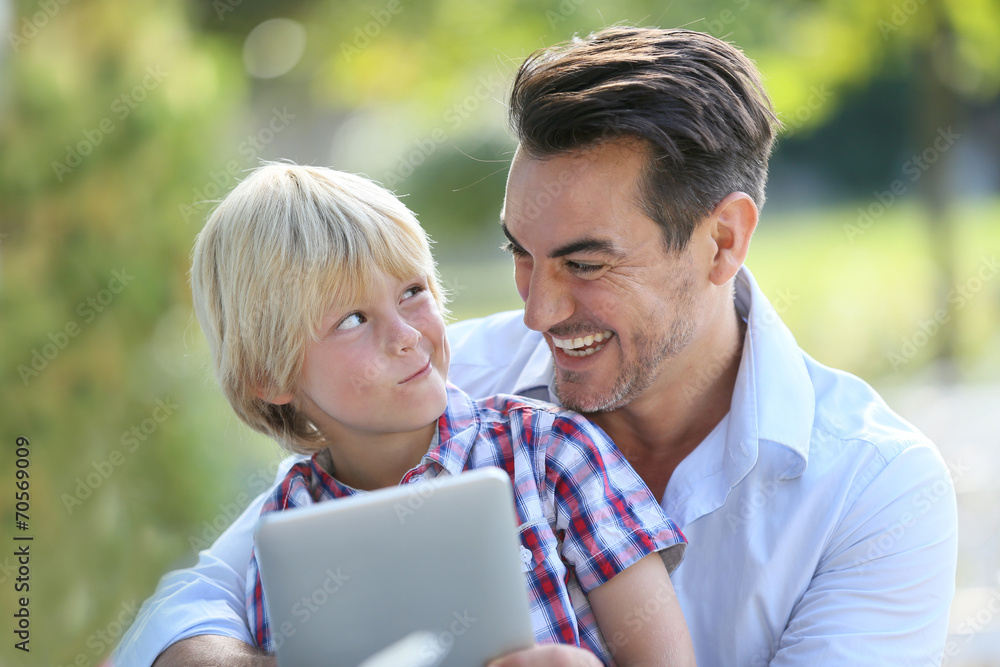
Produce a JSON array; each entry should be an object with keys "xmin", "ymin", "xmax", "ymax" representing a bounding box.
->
[{"xmin": 256, "ymin": 388, "xmax": 294, "ymax": 405}]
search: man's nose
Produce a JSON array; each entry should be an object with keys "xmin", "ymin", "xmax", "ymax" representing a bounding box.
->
[{"xmin": 517, "ymin": 262, "xmax": 573, "ymax": 333}]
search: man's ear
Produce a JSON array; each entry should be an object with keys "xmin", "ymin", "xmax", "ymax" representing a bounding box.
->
[
  {"xmin": 256, "ymin": 388, "xmax": 294, "ymax": 405},
  {"xmin": 707, "ymin": 192, "xmax": 758, "ymax": 286}
]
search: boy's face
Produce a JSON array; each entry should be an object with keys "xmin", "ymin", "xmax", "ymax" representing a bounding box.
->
[{"xmin": 290, "ymin": 271, "xmax": 450, "ymax": 446}]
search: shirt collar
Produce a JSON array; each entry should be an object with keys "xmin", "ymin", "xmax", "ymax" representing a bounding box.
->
[
  {"xmin": 734, "ymin": 266, "xmax": 813, "ymax": 476},
  {"xmin": 420, "ymin": 384, "xmax": 483, "ymax": 476},
  {"xmin": 303, "ymin": 384, "xmax": 483, "ymax": 495}
]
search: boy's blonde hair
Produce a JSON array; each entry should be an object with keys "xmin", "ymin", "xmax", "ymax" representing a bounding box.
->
[{"xmin": 190, "ymin": 163, "xmax": 447, "ymax": 454}]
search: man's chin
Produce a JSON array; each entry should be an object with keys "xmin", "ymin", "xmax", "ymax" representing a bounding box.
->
[{"xmin": 554, "ymin": 374, "xmax": 622, "ymax": 414}]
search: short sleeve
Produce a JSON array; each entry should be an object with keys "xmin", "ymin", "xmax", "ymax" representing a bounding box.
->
[{"xmin": 544, "ymin": 413, "xmax": 686, "ymax": 592}]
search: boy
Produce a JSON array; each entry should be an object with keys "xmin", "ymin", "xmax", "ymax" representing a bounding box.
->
[{"xmin": 189, "ymin": 163, "xmax": 694, "ymax": 666}]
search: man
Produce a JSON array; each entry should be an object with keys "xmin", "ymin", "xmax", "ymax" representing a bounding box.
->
[{"xmin": 118, "ymin": 27, "xmax": 957, "ymax": 667}]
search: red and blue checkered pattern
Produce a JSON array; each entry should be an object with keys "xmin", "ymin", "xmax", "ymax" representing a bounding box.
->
[{"xmin": 246, "ymin": 383, "xmax": 685, "ymax": 662}]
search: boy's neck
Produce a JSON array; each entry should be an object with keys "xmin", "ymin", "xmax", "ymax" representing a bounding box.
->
[{"xmin": 320, "ymin": 421, "xmax": 438, "ymax": 491}]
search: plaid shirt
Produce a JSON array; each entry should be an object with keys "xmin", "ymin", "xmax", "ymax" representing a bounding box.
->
[{"xmin": 246, "ymin": 384, "xmax": 685, "ymax": 663}]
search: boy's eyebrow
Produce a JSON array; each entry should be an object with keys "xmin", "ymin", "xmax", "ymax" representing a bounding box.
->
[
  {"xmin": 318, "ymin": 308, "xmax": 343, "ymax": 335},
  {"xmin": 317, "ymin": 296, "xmax": 356, "ymax": 331},
  {"xmin": 500, "ymin": 221, "xmax": 624, "ymax": 259}
]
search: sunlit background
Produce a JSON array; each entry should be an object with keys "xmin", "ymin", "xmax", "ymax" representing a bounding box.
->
[{"xmin": 1, "ymin": 0, "xmax": 998, "ymax": 665}]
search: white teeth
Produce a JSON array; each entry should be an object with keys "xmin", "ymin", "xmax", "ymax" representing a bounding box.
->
[
  {"xmin": 564, "ymin": 344, "xmax": 604, "ymax": 357},
  {"xmin": 552, "ymin": 330, "xmax": 614, "ymax": 351}
]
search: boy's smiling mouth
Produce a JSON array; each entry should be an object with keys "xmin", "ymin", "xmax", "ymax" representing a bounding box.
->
[{"xmin": 400, "ymin": 360, "xmax": 432, "ymax": 383}]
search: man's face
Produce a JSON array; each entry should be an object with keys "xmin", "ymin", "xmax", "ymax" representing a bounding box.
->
[
  {"xmin": 501, "ymin": 141, "xmax": 706, "ymax": 413},
  {"xmin": 293, "ymin": 271, "xmax": 450, "ymax": 443}
]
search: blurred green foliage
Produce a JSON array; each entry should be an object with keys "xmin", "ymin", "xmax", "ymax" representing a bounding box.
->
[{"xmin": 0, "ymin": 0, "xmax": 997, "ymax": 664}]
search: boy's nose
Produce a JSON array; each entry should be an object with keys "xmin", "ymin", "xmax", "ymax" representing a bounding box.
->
[{"xmin": 388, "ymin": 316, "xmax": 421, "ymax": 353}]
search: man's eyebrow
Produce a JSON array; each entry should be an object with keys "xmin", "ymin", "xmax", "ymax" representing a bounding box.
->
[
  {"xmin": 500, "ymin": 222, "xmax": 524, "ymax": 251},
  {"xmin": 550, "ymin": 238, "xmax": 622, "ymax": 259},
  {"xmin": 501, "ymin": 222, "xmax": 623, "ymax": 259}
]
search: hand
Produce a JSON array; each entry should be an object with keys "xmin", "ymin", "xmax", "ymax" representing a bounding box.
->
[
  {"xmin": 357, "ymin": 631, "xmax": 448, "ymax": 667},
  {"xmin": 488, "ymin": 644, "xmax": 603, "ymax": 667}
]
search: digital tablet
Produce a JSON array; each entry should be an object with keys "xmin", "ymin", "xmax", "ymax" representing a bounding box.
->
[{"xmin": 254, "ymin": 466, "xmax": 535, "ymax": 667}]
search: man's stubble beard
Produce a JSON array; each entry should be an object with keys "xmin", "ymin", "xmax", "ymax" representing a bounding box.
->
[{"xmin": 554, "ymin": 277, "xmax": 697, "ymax": 414}]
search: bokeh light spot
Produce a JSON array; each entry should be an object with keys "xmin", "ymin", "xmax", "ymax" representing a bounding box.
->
[{"xmin": 243, "ymin": 18, "xmax": 306, "ymax": 79}]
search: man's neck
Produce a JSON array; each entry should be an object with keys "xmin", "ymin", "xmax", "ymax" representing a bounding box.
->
[{"xmin": 589, "ymin": 305, "xmax": 745, "ymax": 503}]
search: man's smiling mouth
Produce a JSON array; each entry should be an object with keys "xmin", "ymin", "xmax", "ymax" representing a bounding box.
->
[{"xmin": 550, "ymin": 331, "xmax": 614, "ymax": 357}]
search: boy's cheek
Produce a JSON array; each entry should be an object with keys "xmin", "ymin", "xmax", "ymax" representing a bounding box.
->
[{"xmin": 351, "ymin": 356, "xmax": 391, "ymax": 389}]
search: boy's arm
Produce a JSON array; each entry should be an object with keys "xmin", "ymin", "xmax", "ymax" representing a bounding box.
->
[
  {"xmin": 537, "ymin": 411, "xmax": 691, "ymax": 664},
  {"xmin": 490, "ymin": 555, "xmax": 694, "ymax": 667},
  {"xmin": 586, "ymin": 553, "xmax": 695, "ymax": 666}
]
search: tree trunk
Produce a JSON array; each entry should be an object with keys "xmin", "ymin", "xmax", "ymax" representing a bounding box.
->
[{"xmin": 915, "ymin": 1, "xmax": 964, "ymax": 382}]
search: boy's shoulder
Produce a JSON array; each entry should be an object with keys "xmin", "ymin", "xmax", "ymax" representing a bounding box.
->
[
  {"xmin": 260, "ymin": 456, "xmax": 322, "ymax": 514},
  {"xmin": 469, "ymin": 389, "xmax": 567, "ymax": 420},
  {"xmin": 460, "ymin": 389, "xmax": 600, "ymax": 442}
]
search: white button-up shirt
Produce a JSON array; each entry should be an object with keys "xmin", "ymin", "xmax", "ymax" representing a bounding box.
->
[{"xmin": 116, "ymin": 267, "xmax": 957, "ymax": 666}]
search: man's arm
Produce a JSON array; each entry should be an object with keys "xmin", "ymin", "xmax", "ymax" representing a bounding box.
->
[
  {"xmin": 115, "ymin": 456, "xmax": 304, "ymax": 667},
  {"xmin": 152, "ymin": 635, "xmax": 274, "ymax": 667}
]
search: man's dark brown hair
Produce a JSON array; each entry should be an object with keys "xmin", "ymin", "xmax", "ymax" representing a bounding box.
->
[{"xmin": 509, "ymin": 26, "xmax": 780, "ymax": 251}]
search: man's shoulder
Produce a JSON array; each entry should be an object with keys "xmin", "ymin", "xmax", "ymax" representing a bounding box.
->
[
  {"xmin": 792, "ymin": 354, "xmax": 952, "ymax": 514},
  {"xmin": 446, "ymin": 311, "xmax": 550, "ymax": 399},
  {"xmin": 742, "ymin": 267, "xmax": 934, "ymax": 473},
  {"xmin": 803, "ymin": 354, "xmax": 934, "ymax": 460},
  {"xmin": 447, "ymin": 310, "xmax": 540, "ymax": 363}
]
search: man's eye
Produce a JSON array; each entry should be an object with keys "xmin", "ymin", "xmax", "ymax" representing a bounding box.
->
[
  {"xmin": 337, "ymin": 313, "xmax": 366, "ymax": 330},
  {"xmin": 567, "ymin": 260, "xmax": 602, "ymax": 274},
  {"xmin": 501, "ymin": 241, "xmax": 528, "ymax": 258}
]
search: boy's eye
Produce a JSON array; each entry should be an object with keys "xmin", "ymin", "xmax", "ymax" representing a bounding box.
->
[
  {"xmin": 402, "ymin": 284, "xmax": 426, "ymax": 301},
  {"xmin": 336, "ymin": 312, "xmax": 366, "ymax": 330}
]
